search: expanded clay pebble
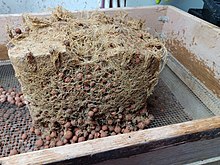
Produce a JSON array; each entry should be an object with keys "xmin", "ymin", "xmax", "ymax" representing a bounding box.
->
[
  {"xmin": 44, "ymin": 145, "xmax": 49, "ymax": 149},
  {"xmin": 75, "ymin": 129, "xmax": 82, "ymax": 137},
  {"xmin": 30, "ymin": 127, "xmax": 35, "ymax": 133},
  {"xmin": 15, "ymin": 28, "xmax": 22, "ymax": 34},
  {"xmin": 108, "ymin": 126, "xmax": 114, "ymax": 132},
  {"xmin": 60, "ymin": 131, "xmax": 64, "ymax": 136},
  {"xmin": 114, "ymin": 126, "xmax": 121, "ymax": 134},
  {"xmin": 78, "ymin": 137, "xmax": 85, "ymax": 142},
  {"xmin": 35, "ymin": 139, "xmax": 43, "ymax": 147},
  {"xmin": 56, "ymin": 140, "xmax": 64, "ymax": 146},
  {"xmin": 91, "ymin": 130, "xmax": 96, "ymax": 135},
  {"xmin": 144, "ymin": 119, "xmax": 151, "ymax": 126},
  {"xmin": 100, "ymin": 131, "xmax": 108, "ymax": 138},
  {"xmin": 88, "ymin": 111, "xmax": 94, "ymax": 117},
  {"xmin": 45, "ymin": 141, "xmax": 50, "ymax": 145},
  {"xmin": 94, "ymin": 132, "xmax": 100, "ymax": 139},
  {"xmin": 50, "ymin": 131, "xmax": 57, "ymax": 138},
  {"xmin": 49, "ymin": 140, "xmax": 56, "ymax": 148},
  {"xmin": 125, "ymin": 114, "xmax": 132, "ymax": 121},
  {"xmin": 95, "ymin": 126, "xmax": 101, "ymax": 132},
  {"xmin": 21, "ymin": 133, "xmax": 27, "ymax": 140},
  {"xmin": 107, "ymin": 119, "xmax": 113, "ymax": 125},
  {"xmin": 88, "ymin": 134, "xmax": 94, "ymax": 140},
  {"xmin": 111, "ymin": 132, "xmax": 116, "ymax": 136},
  {"xmin": 63, "ymin": 139, "xmax": 69, "ymax": 144},
  {"xmin": 0, "ymin": 87, "xmax": 26, "ymax": 107},
  {"xmin": 76, "ymin": 72, "xmax": 83, "ymax": 80},
  {"xmin": 122, "ymin": 128, "xmax": 130, "ymax": 134},
  {"xmin": 0, "ymin": 95, "xmax": 6, "ymax": 103},
  {"xmin": 46, "ymin": 135, "xmax": 51, "ymax": 141},
  {"xmin": 64, "ymin": 122, "xmax": 71, "ymax": 129},
  {"xmin": 34, "ymin": 129, "xmax": 41, "ymax": 136},
  {"xmin": 137, "ymin": 122, "xmax": 145, "ymax": 130},
  {"xmin": 102, "ymin": 125, "xmax": 108, "ymax": 131},
  {"xmin": 64, "ymin": 131, "xmax": 73, "ymax": 140},
  {"xmin": 9, "ymin": 149, "xmax": 18, "ymax": 156},
  {"xmin": 72, "ymin": 136, "xmax": 78, "ymax": 143}
]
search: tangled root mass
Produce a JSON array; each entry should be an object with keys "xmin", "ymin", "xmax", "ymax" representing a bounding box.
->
[{"xmin": 9, "ymin": 7, "xmax": 167, "ymax": 136}]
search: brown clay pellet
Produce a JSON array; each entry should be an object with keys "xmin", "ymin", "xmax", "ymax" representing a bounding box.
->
[
  {"xmin": 143, "ymin": 118, "xmax": 150, "ymax": 126},
  {"xmin": 102, "ymin": 125, "xmax": 108, "ymax": 131},
  {"xmin": 91, "ymin": 130, "xmax": 96, "ymax": 135},
  {"xmin": 94, "ymin": 132, "xmax": 100, "ymax": 139},
  {"xmin": 63, "ymin": 139, "xmax": 68, "ymax": 144},
  {"xmin": 137, "ymin": 122, "xmax": 145, "ymax": 130},
  {"xmin": 88, "ymin": 111, "xmax": 94, "ymax": 117},
  {"xmin": 76, "ymin": 72, "xmax": 83, "ymax": 80},
  {"xmin": 92, "ymin": 108, "xmax": 98, "ymax": 113},
  {"xmin": 49, "ymin": 140, "xmax": 56, "ymax": 148},
  {"xmin": 56, "ymin": 140, "xmax": 64, "ymax": 146},
  {"xmin": 64, "ymin": 122, "xmax": 71, "ymax": 129},
  {"xmin": 34, "ymin": 129, "xmax": 41, "ymax": 136},
  {"xmin": 88, "ymin": 134, "xmax": 94, "ymax": 140},
  {"xmin": 44, "ymin": 145, "xmax": 49, "ymax": 149},
  {"xmin": 60, "ymin": 131, "xmax": 64, "ymax": 136},
  {"xmin": 72, "ymin": 136, "xmax": 78, "ymax": 142},
  {"xmin": 30, "ymin": 127, "xmax": 35, "ymax": 133},
  {"xmin": 114, "ymin": 126, "xmax": 121, "ymax": 133},
  {"xmin": 100, "ymin": 131, "xmax": 108, "ymax": 138},
  {"xmin": 50, "ymin": 131, "xmax": 57, "ymax": 138},
  {"xmin": 9, "ymin": 149, "xmax": 18, "ymax": 156},
  {"xmin": 123, "ymin": 128, "xmax": 130, "ymax": 133},
  {"xmin": 111, "ymin": 132, "xmax": 116, "ymax": 136},
  {"xmin": 75, "ymin": 129, "xmax": 82, "ymax": 137},
  {"xmin": 95, "ymin": 126, "xmax": 101, "ymax": 132},
  {"xmin": 45, "ymin": 135, "xmax": 51, "ymax": 141},
  {"xmin": 15, "ymin": 28, "xmax": 22, "ymax": 34},
  {"xmin": 107, "ymin": 119, "xmax": 113, "ymax": 125},
  {"xmin": 108, "ymin": 126, "xmax": 114, "ymax": 132},
  {"xmin": 35, "ymin": 139, "xmax": 43, "ymax": 148},
  {"xmin": 78, "ymin": 137, "xmax": 85, "ymax": 142},
  {"xmin": 21, "ymin": 133, "xmax": 27, "ymax": 140},
  {"xmin": 64, "ymin": 130, "xmax": 73, "ymax": 140}
]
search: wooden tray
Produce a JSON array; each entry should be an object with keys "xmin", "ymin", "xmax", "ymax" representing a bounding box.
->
[{"xmin": 0, "ymin": 6, "xmax": 220, "ymax": 165}]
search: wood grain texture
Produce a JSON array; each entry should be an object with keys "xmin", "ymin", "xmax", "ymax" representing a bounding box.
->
[
  {"xmin": 0, "ymin": 116, "xmax": 220, "ymax": 165},
  {"xmin": 95, "ymin": 137, "xmax": 220, "ymax": 165},
  {"xmin": 166, "ymin": 55, "xmax": 220, "ymax": 115},
  {"xmin": 163, "ymin": 6, "xmax": 220, "ymax": 97},
  {"xmin": 0, "ymin": 44, "xmax": 8, "ymax": 60}
]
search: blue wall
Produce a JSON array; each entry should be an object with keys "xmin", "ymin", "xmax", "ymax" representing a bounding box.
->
[
  {"xmin": 127, "ymin": 0, "xmax": 204, "ymax": 12},
  {"xmin": 0, "ymin": 0, "xmax": 100, "ymax": 14},
  {"xmin": 0, "ymin": 0, "xmax": 203, "ymax": 14}
]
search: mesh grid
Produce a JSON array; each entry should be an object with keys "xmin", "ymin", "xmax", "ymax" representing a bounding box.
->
[
  {"xmin": 0, "ymin": 62, "xmax": 192, "ymax": 158},
  {"xmin": 148, "ymin": 80, "xmax": 192, "ymax": 128},
  {"xmin": 0, "ymin": 104, "xmax": 37, "ymax": 158}
]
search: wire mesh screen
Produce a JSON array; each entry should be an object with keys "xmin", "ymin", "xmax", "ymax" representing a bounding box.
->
[{"xmin": 0, "ymin": 62, "xmax": 192, "ymax": 158}]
